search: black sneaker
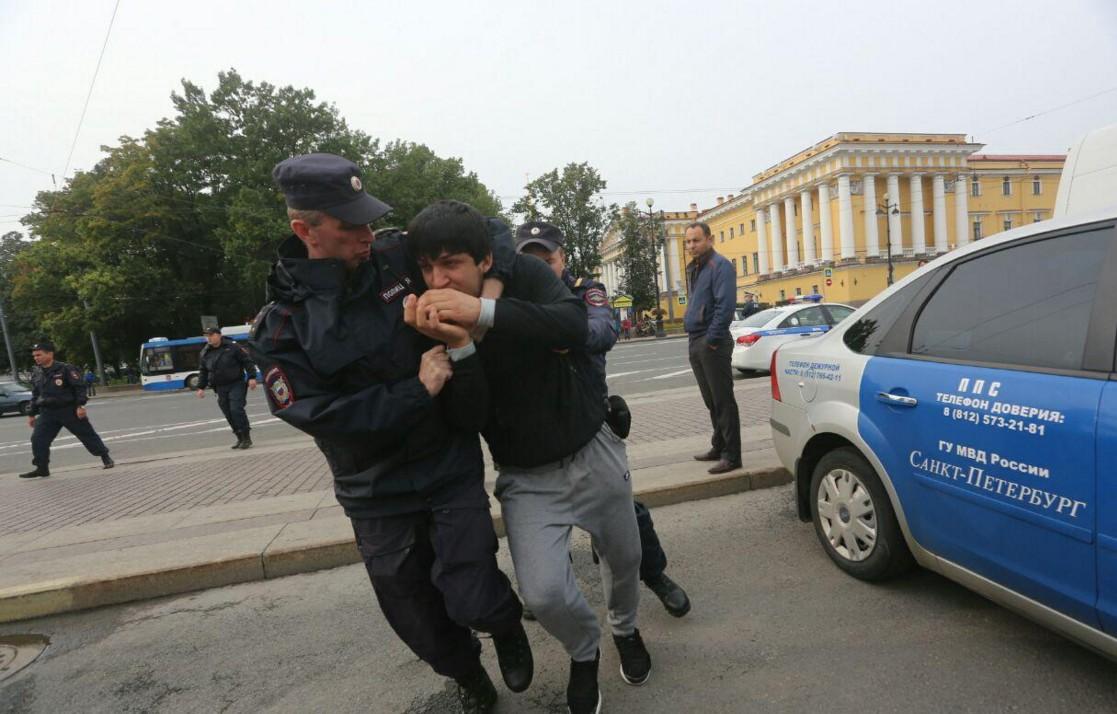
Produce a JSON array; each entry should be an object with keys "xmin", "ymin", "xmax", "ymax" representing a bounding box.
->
[
  {"xmin": 645, "ymin": 573, "xmax": 691, "ymax": 618},
  {"xmin": 522, "ymin": 606, "xmax": 537, "ymax": 621},
  {"xmin": 567, "ymin": 651, "xmax": 601, "ymax": 714},
  {"xmin": 231, "ymin": 434, "xmax": 244, "ymax": 450},
  {"xmin": 613, "ymin": 629, "xmax": 651, "ymax": 686},
  {"xmin": 101, "ymin": 454, "xmax": 115, "ymax": 470},
  {"xmin": 492, "ymin": 622, "xmax": 533, "ymax": 693},
  {"xmin": 239, "ymin": 434, "xmax": 252, "ymax": 450},
  {"xmin": 455, "ymin": 664, "xmax": 497, "ymax": 714},
  {"xmin": 18, "ymin": 467, "xmax": 49, "ymax": 479}
]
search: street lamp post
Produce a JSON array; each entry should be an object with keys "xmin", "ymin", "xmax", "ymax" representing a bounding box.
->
[
  {"xmin": 876, "ymin": 201, "xmax": 900, "ymax": 286},
  {"xmin": 644, "ymin": 197, "xmax": 666, "ymax": 337}
]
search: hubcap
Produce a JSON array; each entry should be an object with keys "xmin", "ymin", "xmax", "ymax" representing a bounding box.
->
[{"xmin": 817, "ymin": 468, "xmax": 877, "ymax": 562}]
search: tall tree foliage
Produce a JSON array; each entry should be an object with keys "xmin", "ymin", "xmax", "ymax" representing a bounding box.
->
[
  {"xmin": 511, "ymin": 163, "xmax": 613, "ymax": 279},
  {"xmin": 615, "ymin": 203, "xmax": 662, "ymax": 312},
  {"xmin": 13, "ymin": 70, "xmax": 501, "ymax": 367}
]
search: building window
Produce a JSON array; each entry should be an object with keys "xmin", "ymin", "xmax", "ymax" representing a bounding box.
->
[
  {"xmin": 750, "ymin": 219, "xmax": 756, "ymax": 232},
  {"xmin": 971, "ymin": 178, "xmax": 981, "ymax": 197},
  {"xmin": 779, "ymin": 289, "xmax": 786, "ymax": 301},
  {"xmin": 731, "ymin": 258, "xmax": 737, "ymax": 274},
  {"xmin": 795, "ymin": 287, "xmax": 803, "ymax": 296},
  {"xmin": 730, "ymin": 227, "xmax": 735, "ymax": 239},
  {"xmin": 1003, "ymin": 218, "xmax": 1012, "ymax": 232},
  {"xmin": 973, "ymin": 218, "xmax": 983, "ymax": 241},
  {"xmin": 812, "ymin": 284, "xmax": 819, "ymax": 295},
  {"xmin": 1002, "ymin": 176, "xmax": 1011, "ymax": 196},
  {"xmin": 752, "ymin": 253, "xmax": 759, "ymax": 273},
  {"xmin": 1033, "ymin": 211, "xmax": 1043, "ymax": 223},
  {"xmin": 739, "ymin": 223, "xmax": 745, "ymax": 234},
  {"xmin": 1033, "ymin": 176, "xmax": 1041, "ymax": 195},
  {"xmin": 741, "ymin": 257, "xmax": 748, "ymax": 275},
  {"xmin": 719, "ymin": 231, "xmax": 724, "ymax": 243}
]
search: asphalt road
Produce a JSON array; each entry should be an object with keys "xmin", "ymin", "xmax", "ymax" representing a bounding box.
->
[
  {"xmin": 2, "ymin": 486, "xmax": 1114, "ymax": 713},
  {"xmin": 0, "ymin": 338, "xmax": 764, "ymax": 474}
]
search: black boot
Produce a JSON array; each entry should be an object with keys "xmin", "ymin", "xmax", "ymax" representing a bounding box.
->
[
  {"xmin": 492, "ymin": 622, "xmax": 533, "ymax": 693},
  {"xmin": 645, "ymin": 573, "xmax": 691, "ymax": 618},
  {"xmin": 231, "ymin": 432, "xmax": 244, "ymax": 449},
  {"xmin": 239, "ymin": 432, "xmax": 252, "ymax": 450},
  {"xmin": 455, "ymin": 663, "xmax": 497, "ymax": 714},
  {"xmin": 19, "ymin": 466, "xmax": 49, "ymax": 479},
  {"xmin": 101, "ymin": 454, "xmax": 115, "ymax": 470}
]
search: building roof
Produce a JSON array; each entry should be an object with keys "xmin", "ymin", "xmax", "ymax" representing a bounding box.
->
[{"xmin": 967, "ymin": 154, "xmax": 1066, "ymax": 162}]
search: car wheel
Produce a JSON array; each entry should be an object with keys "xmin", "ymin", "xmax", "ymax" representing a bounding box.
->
[
  {"xmin": 809, "ymin": 446, "xmax": 914, "ymax": 581},
  {"xmin": 18, "ymin": 401, "xmax": 30, "ymax": 416},
  {"xmin": 184, "ymin": 374, "xmax": 200, "ymax": 390}
]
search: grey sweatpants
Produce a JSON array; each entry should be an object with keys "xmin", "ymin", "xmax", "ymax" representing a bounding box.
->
[{"xmin": 495, "ymin": 424, "xmax": 642, "ymax": 662}]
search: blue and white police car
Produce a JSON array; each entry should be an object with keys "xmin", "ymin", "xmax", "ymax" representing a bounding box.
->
[
  {"xmin": 730, "ymin": 297, "xmax": 855, "ymax": 373},
  {"xmin": 770, "ymin": 124, "xmax": 1117, "ymax": 659}
]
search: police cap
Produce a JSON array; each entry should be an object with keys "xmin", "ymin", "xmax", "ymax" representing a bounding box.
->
[
  {"xmin": 515, "ymin": 221, "xmax": 565, "ymax": 254},
  {"xmin": 31, "ymin": 341, "xmax": 55, "ymax": 353},
  {"xmin": 203, "ymin": 327, "xmax": 222, "ymax": 335},
  {"xmin": 272, "ymin": 153, "xmax": 392, "ymax": 225}
]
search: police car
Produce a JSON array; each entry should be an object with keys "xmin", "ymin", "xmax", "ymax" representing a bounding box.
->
[
  {"xmin": 770, "ymin": 124, "xmax": 1117, "ymax": 659},
  {"xmin": 730, "ymin": 297, "xmax": 855, "ymax": 373}
]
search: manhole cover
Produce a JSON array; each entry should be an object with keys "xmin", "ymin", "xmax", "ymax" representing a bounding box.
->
[{"xmin": 0, "ymin": 635, "xmax": 49, "ymax": 682}]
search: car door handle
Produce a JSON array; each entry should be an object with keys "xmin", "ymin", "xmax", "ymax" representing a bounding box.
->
[{"xmin": 876, "ymin": 391, "xmax": 918, "ymax": 407}]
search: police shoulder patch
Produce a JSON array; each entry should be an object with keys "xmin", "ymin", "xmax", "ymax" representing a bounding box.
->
[
  {"xmin": 583, "ymin": 287, "xmax": 608, "ymax": 308},
  {"xmin": 264, "ymin": 366, "xmax": 295, "ymax": 409}
]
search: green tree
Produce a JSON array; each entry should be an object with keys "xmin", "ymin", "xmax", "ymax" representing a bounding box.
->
[
  {"xmin": 615, "ymin": 203, "xmax": 662, "ymax": 312},
  {"xmin": 0, "ymin": 231, "xmax": 33, "ymax": 373},
  {"xmin": 511, "ymin": 163, "xmax": 613, "ymax": 279}
]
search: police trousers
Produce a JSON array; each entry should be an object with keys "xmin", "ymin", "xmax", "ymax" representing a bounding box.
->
[
  {"xmin": 32, "ymin": 407, "xmax": 109, "ymax": 467},
  {"xmin": 495, "ymin": 425, "xmax": 642, "ymax": 662},
  {"xmin": 351, "ymin": 504, "xmax": 522, "ymax": 680},
  {"xmin": 215, "ymin": 381, "xmax": 250, "ymax": 435},
  {"xmin": 634, "ymin": 501, "xmax": 667, "ymax": 583}
]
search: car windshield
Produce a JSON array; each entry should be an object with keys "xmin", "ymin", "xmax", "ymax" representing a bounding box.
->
[{"xmin": 735, "ymin": 309, "xmax": 785, "ymax": 328}]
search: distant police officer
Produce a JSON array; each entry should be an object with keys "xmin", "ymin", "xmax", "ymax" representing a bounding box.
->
[
  {"xmin": 516, "ymin": 221, "xmax": 692, "ymax": 619},
  {"xmin": 195, "ymin": 327, "xmax": 258, "ymax": 449},
  {"xmin": 20, "ymin": 341, "xmax": 113, "ymax": 478},
  {"xmin": 248, "ymin": 154, "xmax": 530, "ymax": 714}
]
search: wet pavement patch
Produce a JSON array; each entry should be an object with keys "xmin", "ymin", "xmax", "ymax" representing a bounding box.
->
[{"xmin": 0, "ymin": 635, "xmax": 49, "ymax": 682}]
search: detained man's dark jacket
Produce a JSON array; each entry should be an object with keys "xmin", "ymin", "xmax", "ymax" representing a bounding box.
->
[
  {"xmin": 248, "ymin": 221, "xmax": 513, "ymax": 518},
  {"xmin": 197, "ymin": 337, "xmax": 257, "ymax": 389},
  {"xmin": 479, "ymin": 255, "xmax": 606, "ymax": 468}
]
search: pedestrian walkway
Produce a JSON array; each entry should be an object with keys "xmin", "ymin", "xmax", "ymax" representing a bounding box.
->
[{"xmin": 0, "ymin": 380, "xmax": 785, "ymax": 623}]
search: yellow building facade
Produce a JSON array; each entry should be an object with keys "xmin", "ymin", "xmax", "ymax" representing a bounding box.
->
[{"xmin": 599, "ymin": 132, "xmax": 1065, "ymax": 313}]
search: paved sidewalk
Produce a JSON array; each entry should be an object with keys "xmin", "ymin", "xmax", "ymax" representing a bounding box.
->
[{"xmin": 0, "ymin": 380, "xmax": 785, "ymax": 623}]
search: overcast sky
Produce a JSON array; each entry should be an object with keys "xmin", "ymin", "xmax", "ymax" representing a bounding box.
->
[{"xmin": 3, "ymin": 0, "xmax": 1117, "ymax": 236}]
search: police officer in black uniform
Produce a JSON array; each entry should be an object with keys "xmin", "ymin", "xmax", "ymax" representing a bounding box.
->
[
  {"xmin": 195, "ymin": 327, "xmax": 258, "ymax": 449},
  {"xmin": 19, "ymin": 341, "xmax": 113, "ymax": 478},
  {"xmin": 516, "ymin": 221, "xmax": 692, "ymax": 618},
  {"xmin": 248, "ymin": 154, "xmax": 530, "ymax": 714}
]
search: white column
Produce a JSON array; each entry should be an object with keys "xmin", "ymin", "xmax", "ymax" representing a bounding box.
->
[
  {"xmin": 657, "ymin": 246, "xmax": 667, "ymax": 292},
  {"xmin": 838, "ymin": 175, "xmax": 855, "ymax": 259},
  {"xmin": 667, "ymin": 236, "xmax": 680, "ymax": 291},
  {"xmin": 800, "ymin": 190, "xmax": 815, "ymax": 265},
  {"xmin": 756, "ymin": 210, "xmax": 770, "ymax": 274},
  {"xmin": 909, "ymin": 174, "xmax": 926, "ymax": 254},
  {"xmin": 768, "ymin": 204, "xmax": 784, "ymax": 271},
  {"xmin": 886, "ymin": 173, "xmax": 903, "ymax": 256},
  {"xmin": 783, "ymin": 197, "xmax": 799, "ymax": 268},
  {"xmin": 955, "ymin": 174, "xmax": 970, "ymax": 246},
  {"xmin": 818, "ymin": 182, "xmax": 834, "ymax": 263},
  {"xmin": 932, "ymin": 174, "xmax": 948, "ymax": 253},
  {"xmin": 863, "ymin": 174, "xmax": 880, "ymax": 257}
]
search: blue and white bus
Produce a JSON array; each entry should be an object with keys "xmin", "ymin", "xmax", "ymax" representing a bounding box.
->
[{"xmin": 139, "ymin": 324, "xmax": 253, "ymax": 392}]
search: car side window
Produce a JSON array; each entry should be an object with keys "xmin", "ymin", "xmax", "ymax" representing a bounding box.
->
[
  {"xmin": 825, "ymin": 305, "xmax": 855, "ymax": 324},
  {"xmin": 843, "ymin": 274, "xmax": 937, "ymax": 355},
  {"xmin": 911, "ymin": 228, "xmax": 1112, "ymax": 371},
  {"xmin": 781, "ymin": 306, "xmax": 827, "ymax": 329}
]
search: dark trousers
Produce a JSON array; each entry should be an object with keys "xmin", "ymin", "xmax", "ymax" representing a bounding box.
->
[
  {"xmin": 688, "ymin": 335, "xmax": 741, "ymax": 462},
  {"xmin": 215, "ymin": 381, "xmax": 250, "ymax": 435},
  {"xmin": 352, "ymin": 507, "xmax": 522, "ymax": 680},
  {"xmin": 634, "ymin": 500, "xmax": 668, "ymax": 582},
  {"xmin": 31, "ymin": 407, "xmax": 109, "ymax": 467}
]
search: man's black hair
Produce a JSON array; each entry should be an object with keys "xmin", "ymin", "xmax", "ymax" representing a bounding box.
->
[
  {"xmin": 687, "ymin": 221, "xmax": 712, "ymax": 237},
  {"xmin": 406, "ymin": 200, "xmax": 490, "ymax": 264}
]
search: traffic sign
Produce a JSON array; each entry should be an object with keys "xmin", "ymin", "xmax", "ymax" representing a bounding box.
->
[
  {"xmin": 824, "ymin": 268, "xmax": 833, "ymax": 278},
  {"xmin": 677, "ymin": 296, "xmax": 687, "ymax": 305},
  {"xmin": 612, "ymin": 295, "xmax": 633, "ymax": 308},
  {"xmin": 825, "ymin": 278, "xmax": 833, "ymax": 286}
]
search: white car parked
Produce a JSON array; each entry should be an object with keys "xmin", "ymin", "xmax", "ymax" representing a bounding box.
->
[{"xmin": 730, "ymin": 300, "xmax": 855, "ymax": 373}]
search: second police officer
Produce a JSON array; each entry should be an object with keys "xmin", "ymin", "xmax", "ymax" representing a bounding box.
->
[
  {"xmin": 515, "ymin": 221, "xmax": 692, "ymax": 618},
  {"xmin": 195, "ymin": 326, "xmax": 259, "ymax": 449}
]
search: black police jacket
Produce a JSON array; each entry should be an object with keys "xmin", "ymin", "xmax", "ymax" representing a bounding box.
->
[
  {"xmin": 198, "ymin": 338, "xmax": 257, "ymax": 389},
  {"xmin": 249, "ymin": 223, "xmax": 513, "ymax": 518},
  {"xmin": 30, "ymin": 361, "xmax": 87, "ymax": 416},
  {"xmin": 479, "ymin": 255, "xmax": 606, "ymax": 468}
]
